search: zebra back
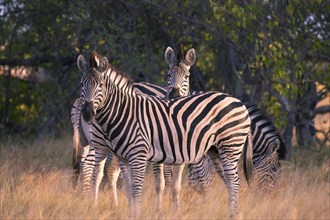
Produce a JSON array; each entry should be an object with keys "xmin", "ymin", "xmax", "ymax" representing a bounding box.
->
[{"xmin": 245, "ymin": 103, "xmax": 286, "ymax": 160}]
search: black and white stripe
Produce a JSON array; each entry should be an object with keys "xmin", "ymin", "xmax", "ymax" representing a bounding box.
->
[
  {"xmin": 164, "ymin": 46, "xmax": 287, "ymax": 189},
  {"xmin": 70, "ymin": 97, "xmax": 124, "ymax": 205},
  {"xmin": 71, "ymin": 81, "xmax": 213, "ymax": 211},
  {"xmin": 164, "ymin": 47, "xmax": 214, "ymax": 196},
  {"xmin": 246, "ymin": 104, "xmax": 286, "ymax": 187},
  {"xmin": 77, "ymin": 51, "xmax": 253, "ymax": 218}
]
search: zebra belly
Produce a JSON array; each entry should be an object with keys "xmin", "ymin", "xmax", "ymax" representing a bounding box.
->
[{"xmin": 148, "ymin": 148, "xmax": 208, "ymax": 165}]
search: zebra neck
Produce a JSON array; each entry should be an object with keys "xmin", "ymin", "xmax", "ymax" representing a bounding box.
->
[
  {"xmin": 106, "ymin": 67, "xmax": 135, "ymax": 96},
  {"xmin": 94, "ymin": 70, "xmax": 137, "ymax": 131}
]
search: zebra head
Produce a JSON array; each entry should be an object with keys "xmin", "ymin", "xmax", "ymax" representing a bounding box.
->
[
  {"xmin": 256, "ymin": 138, "xmax": 281, "ymax": 188},
  {"xmin": 77, "ymin": 51, "xmax": 109, "ymax": 122},
  {"xmin": 164, "ymin": 46, "xmax": 196, "ymax": 98}
]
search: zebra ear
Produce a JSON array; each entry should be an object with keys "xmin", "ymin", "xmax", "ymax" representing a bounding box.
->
[
  {"xmin": 77, "ymin": 55, "xmax": 89, "ymax": 74},
  {"xmin": 268, "ymin": 139, "xmax": 280, "ymax": 155},
  {"xmin": 183, "ymin": 48, "xmax": 196, "ymax": 67},
  {"xmin": 98, "ymin": 57, "xmax": 109, "ymax": 73},
  {"xmin": 165, "ymin": 47, "xmax": 177, "ymax": 66}
]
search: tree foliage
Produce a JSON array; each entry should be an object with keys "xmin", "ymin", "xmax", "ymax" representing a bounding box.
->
[{"xmin": 1, "ymin": 0, "xmax": 329, "ymax": 156}]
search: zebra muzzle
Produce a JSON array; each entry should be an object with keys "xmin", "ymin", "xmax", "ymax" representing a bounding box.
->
[{"xmin": 82, "ymin": 101, "xmax": 95, "ymax": 122}]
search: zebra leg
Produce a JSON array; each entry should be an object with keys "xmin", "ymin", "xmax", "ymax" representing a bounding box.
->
[
  {"xmin": 152, "ymin": 163, "xmax": 165, "ymax": 215},
  {"xmin": 101, "ymin": 150, "xmax": 113, "ymax": 190},
  {"xmin": 110, "ymin": 156, "xmax": 121, "ymax": 206},
  {"xmin": 94, "ymin": 157, "xmax": 106, "ymax": 205},
  {"xmin": 128, "ymin": 157, "xmax": 147, "ymax": 219},
  {"xmin": 110, "ymin": 166, "xmax": 121, "ymax": 207},
  {"xmin": 104, "ymin": 153, "xmax": 121, "ymax": 206},
  {"xmin": 72, "ymin": 147, "xmax": 80, "ymax": 189},
  {"xmin": 171, "ymin": 164, "xmax": 185, "ymax": 214},
  {"xmin": 81, "ymin": 145, "xmax": 95, "ymax": 193},
  {"xmin": 92, "ymin": 146, "xmax": 109, "ymax": 205},
  {"xmin": 187, "ymin": 156, "xmax": 213, "ymax": 193},
  {"xmin": 219, "ymin": 151, "xmax": 240, "ymax": 218},
  {"xmin": 164, "ymin": 164, "xmax": 172, "ymax": 194},
  {"xmin": 208, "ymin": 147, "xmax": 225, "ymax": 183},
  {"xmin": 119, "ymin": 159, "xmax": 131, "ymax": 206}
]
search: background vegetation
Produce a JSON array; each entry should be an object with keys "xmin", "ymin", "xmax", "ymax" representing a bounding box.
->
[{"xmin": 1, "ymin": 1, "xmax": 329, "ymax": 157}]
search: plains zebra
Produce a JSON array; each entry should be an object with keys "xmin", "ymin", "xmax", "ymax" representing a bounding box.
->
[
  {"xmin": 164, "ymin": 45, "xmax": 287, "ymax": 188},
  {"xmin": 71, "ymin": 82, "xmax": 212, "ymax": 213},
  {"xmin": 72, "ymin": 67, "xmax": 210, "ymax": 209},
  {"xmin": 134, "ymin": 82, "xmax": 214, "ymax": 194},
  {"xmin": 246, "ymin": 104, "xmax": 286, "ymax": 187},
  {"xmin": 71, "ymin": 97, "xmax": 96, "ymax": 192},
  {"xmin": 77, "ymin": 51, "xmax": 253, "ymax": 218},
  {"xmin": 164, "ymin": 45, "xmax": 214, "ymax": 197},
  {"xmin": 70, "ymin": 97, "xmax": 127, "ymax": 206},
  {"xmin": 164, "ymin": 46, "xmax": 227, "ymax": 194}
]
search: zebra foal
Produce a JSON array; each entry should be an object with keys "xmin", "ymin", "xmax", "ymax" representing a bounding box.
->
[{"xmin": 77, "ymin": 51, "xmax": 253, "ymax": 218}]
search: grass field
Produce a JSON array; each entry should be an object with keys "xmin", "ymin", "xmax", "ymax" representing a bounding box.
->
[{"xmin": 0, "ymin": 135, "xmax": 329, "ymax": 219}]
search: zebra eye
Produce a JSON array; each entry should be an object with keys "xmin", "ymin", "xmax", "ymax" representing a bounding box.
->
[{"xmin": 100, "ymin": 81, "xmax": 104, "ymax": 86}]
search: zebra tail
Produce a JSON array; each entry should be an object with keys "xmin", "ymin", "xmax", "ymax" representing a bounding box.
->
[
  {"xmin": 242, "ymin": 130, "xmax": 254, "ymax": 187},
  {"xmin": 72, "ymin": 125, "xmax": 81, "ymax": 172}
]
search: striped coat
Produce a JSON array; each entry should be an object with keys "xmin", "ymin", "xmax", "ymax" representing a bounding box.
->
[
  {"xmin": 164, "ymin": 46, "xmax": 286, "ymax": 189},
  {"xmin": 77, "ymin": 51, "xmax": 253, "ymax": 218}
]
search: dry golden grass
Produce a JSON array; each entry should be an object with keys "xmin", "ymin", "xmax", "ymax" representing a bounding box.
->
[{"xmin": 0, "ymin": 135, "xmax": 329, "ymax": 219}]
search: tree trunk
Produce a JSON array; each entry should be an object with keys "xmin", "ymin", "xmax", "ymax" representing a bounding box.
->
[
  {"xmin": 296, "ymin": 115, "xmax": 315, "ymax": 148},
  {"xmin": 4, "ymin": 66, "xmax": 11, "ymax": 124},
  {"xmin": 283, "ymin": 111, "xmax": 295, "ymax": 160},
  {"xmin": 295, "ymin": 82, "xmax": 318, "ymax": 148}
]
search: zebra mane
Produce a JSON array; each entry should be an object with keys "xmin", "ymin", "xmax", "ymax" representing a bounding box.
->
[
  {"xmin": 90, "ymin": 51, "xmax": 100, "ymax": 68},
  {"xmin": 245, "ymin": 102, "xmax": 287, "ymax": 160},
  {"xmin": 107, "ymin": 63, "xmax": 134, "ymax": 86},
  {"xmin": 88, "ymin": 51, "xmax": 106, "ymax": 82},
  {"xmin": 177, "ymin": 43, "xmax": 185, "ymax": 63},
  {"xmin": 89, "ymin": 51, "xmax": 134, "ymax": 86}
]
